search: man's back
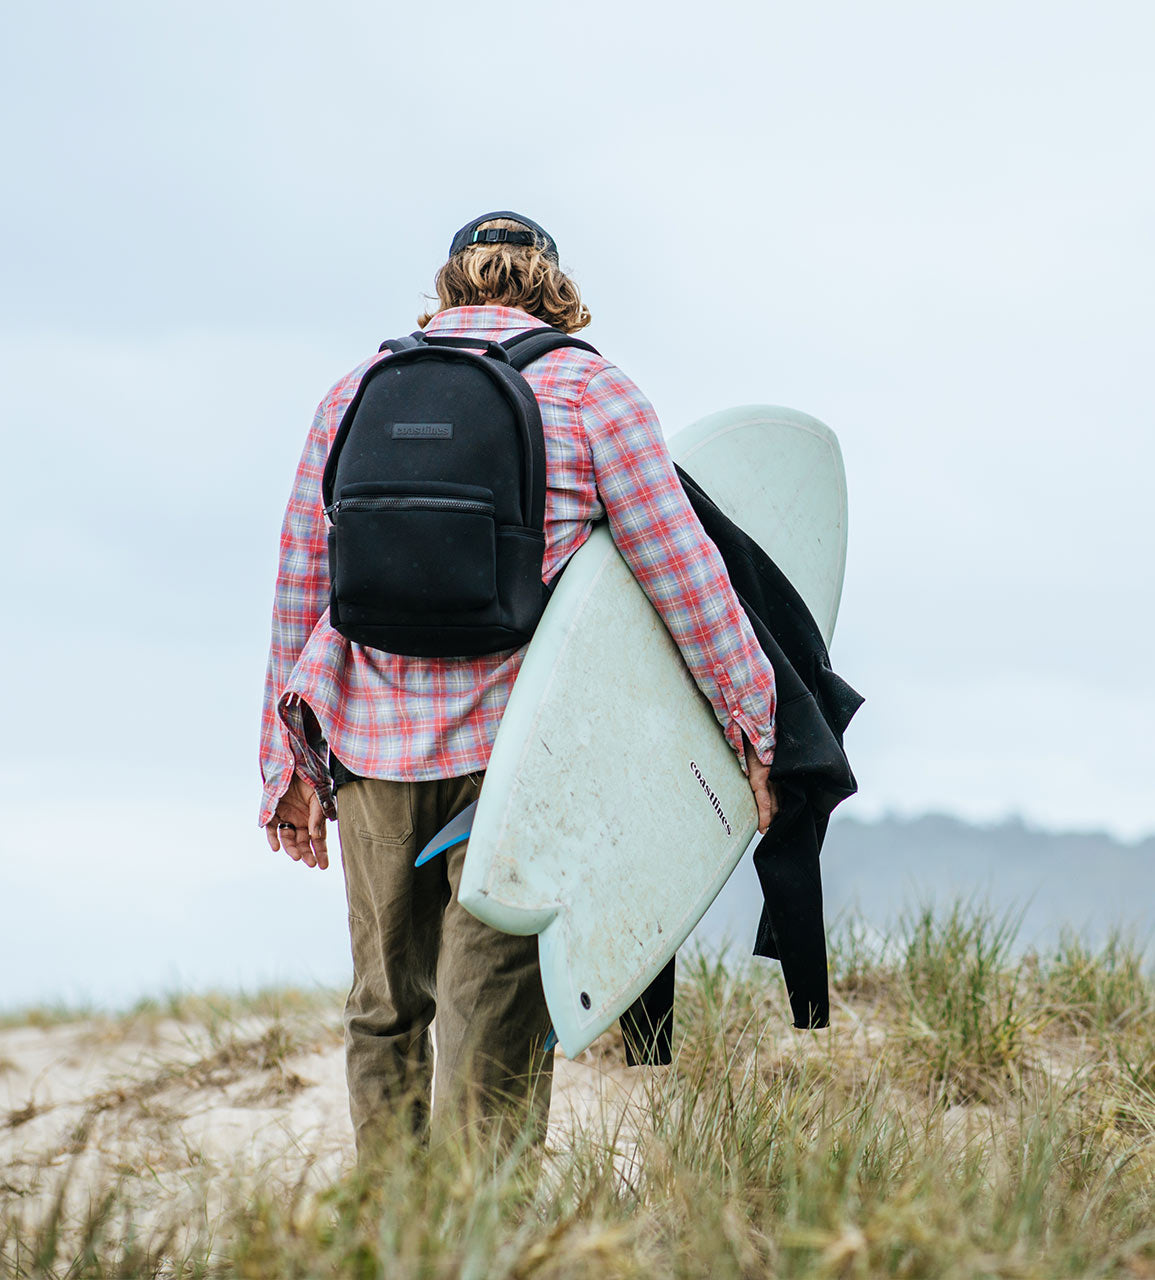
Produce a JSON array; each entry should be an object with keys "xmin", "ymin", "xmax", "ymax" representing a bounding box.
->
[
  {"xmin": 259, "ymin": 304, "xmax": 777, "ymax": 828},
  {"xmin": 258, "ymin": 304, "xmax": 607, "ymax": 821}
]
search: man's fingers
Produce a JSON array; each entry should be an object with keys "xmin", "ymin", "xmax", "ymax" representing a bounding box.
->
[
  {"xmin": 756, "ymin": 784, "xmax": 773, "ymax": 834},
  {"xmin": 743, "ymin": 736, "xmax": 777, "ymax": 833},
  {"xmin": 293, "ymin": 824, "xmax": 316, "ymax": 867},
  {"xmin": 267, "ymin": 819, "xmax": 306, "ymax": 860},
  {"xmin": 268, "ymin": 774, "xmax": 329, "ymax": 869},
  {"xmin": 750, "ymin": 777, "xmax": 780, "ymax": 835},
  {"xmin": 760, "ymin": 782, "xmax": 781, "ymax": 833},
  {"xmin": 288, "ymin": 811, "xmax": 318, "ymax": 868},
  {"xmin": 308, "ymin": 793, "xmax": 329, "ymax": 870},
  {"xmin": 272, "ymin": 820, "xmax": 306, "ymax": 862}
]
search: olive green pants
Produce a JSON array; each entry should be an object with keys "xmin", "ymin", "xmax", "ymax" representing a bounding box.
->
[{"xmin": 335, "ymin": 774, "xmax": 554, "ymax": 1157}]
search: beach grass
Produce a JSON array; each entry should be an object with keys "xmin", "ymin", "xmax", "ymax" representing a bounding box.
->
[{"xmin": 2, "ymin": 899, "xmax": 1153, "ymax": 1278}]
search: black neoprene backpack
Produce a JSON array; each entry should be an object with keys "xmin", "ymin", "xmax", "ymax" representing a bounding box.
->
[{"xmin": 321, "ymin": 327, "xmax": 599, "ymax": 657}]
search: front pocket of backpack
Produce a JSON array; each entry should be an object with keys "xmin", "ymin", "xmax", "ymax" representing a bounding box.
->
[{"xmin": 330, "ymin": 483, "xmax": 497, "ymax": 613}]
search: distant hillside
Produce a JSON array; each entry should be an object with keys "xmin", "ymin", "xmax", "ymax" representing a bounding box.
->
[
  {"xmin": 694, "ymin": 812, "xmax": 1155, "ymax": 959},
  {"xmin": 6, "ymin": 813, "xmax": 1152, "ymax": 1012}
]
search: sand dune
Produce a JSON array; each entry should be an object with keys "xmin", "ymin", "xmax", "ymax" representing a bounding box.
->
[{"xmin": 1, "ymin": 997, "xmax": 644, "ymax": 1226}]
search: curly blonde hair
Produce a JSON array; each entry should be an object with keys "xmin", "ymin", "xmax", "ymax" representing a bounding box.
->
[{"xmin": 419, "ymin": 217, "xmax": 591, "ymax": 333}]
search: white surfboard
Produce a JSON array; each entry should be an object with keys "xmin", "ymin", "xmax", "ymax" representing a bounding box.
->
[{"xmin": 457, "ymin": 406, "xmax": 848, "ymax": 1057}]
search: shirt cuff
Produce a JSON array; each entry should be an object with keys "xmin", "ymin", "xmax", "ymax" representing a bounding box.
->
[
  {"xmin": 715, "ymin": 667, "xmax": 776, "ymax": 770},
  {"xmin": 278, "ymin": 692, "xmax": 338, "ymax": 820},
  {"xmin": 258, "ymin": 767, "xmax": 292, "ymax": 829},
  {"xmin": 724, "ymin": 715, "xmax": 776, "ymax": 773}
]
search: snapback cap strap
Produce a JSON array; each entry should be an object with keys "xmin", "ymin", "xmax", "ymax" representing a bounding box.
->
[
  {"xmin": 448, "ymin": 209, "xmax": 559, "ymax": 262},
  {"xmin": 469, "ymin": 228, "xmax": 536, "ymax": 248}
]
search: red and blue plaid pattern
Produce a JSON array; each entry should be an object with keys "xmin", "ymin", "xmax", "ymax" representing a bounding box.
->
[{"xmin": 259, "ymin": 306, "xmax": 777, "ymax": 826}]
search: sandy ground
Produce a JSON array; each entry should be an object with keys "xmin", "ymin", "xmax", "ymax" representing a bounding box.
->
[{"xmin": 0, "ymin": 1007, "xmax": 648, "ymax": 1232}]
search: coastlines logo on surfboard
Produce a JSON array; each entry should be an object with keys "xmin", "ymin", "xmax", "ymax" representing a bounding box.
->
[{"xmin": 689, "ymin": 760, "xmax": 732, "ymax": 837}]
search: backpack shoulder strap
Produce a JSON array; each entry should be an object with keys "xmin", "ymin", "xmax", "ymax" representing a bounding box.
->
[
  {"xmin": 324, "ymin": 334, "xmax": 424, "ymax": 507},
  {"xmin": 502, "ymin": 328, "xmax": 601, "ymax": 372},
  {"xmin": 378, "ymin": 332, "xmax": 425, "ymax": 354}
]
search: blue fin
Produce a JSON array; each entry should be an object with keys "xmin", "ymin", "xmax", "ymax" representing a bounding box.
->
[
  {"xmin": 544, "ymin": 1027, "xmax": 558, "ymax": 1053},
  {"xmin": 415, "ymin": 800, "xmax": 478, "ymax": 867}
]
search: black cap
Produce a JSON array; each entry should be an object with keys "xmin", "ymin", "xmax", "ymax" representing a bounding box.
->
[{"xmin": 448, "ymin": 210, "xmax": 559, "ymax": 263}]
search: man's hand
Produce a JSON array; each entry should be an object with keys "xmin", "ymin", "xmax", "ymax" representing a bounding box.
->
[
  {"xmin": 265, "ymin": 771, "xmax": 329, "ymax": 869},
  {"xmin": 744, "ymin": 734, "xmax": 780, "ymax": 835}
]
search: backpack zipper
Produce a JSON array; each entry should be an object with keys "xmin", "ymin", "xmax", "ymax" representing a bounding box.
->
[{"xmin": 325, "ymin": 495, "xmax": 495, "ymax": 517}]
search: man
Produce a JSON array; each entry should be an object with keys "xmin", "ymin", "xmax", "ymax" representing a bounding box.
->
[{"xmin": 258, "ymin": 211, "xmax": 779, "ymax": 1158}]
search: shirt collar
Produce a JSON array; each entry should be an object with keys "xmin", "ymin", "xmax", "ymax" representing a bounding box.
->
[{"xmin": 422, "ymin": 305, "xmax": 552, "ymax": 337}]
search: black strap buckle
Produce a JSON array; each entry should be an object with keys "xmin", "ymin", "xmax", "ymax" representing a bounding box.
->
[{"xmin": 470, "ymin": 227, "xmax": 535, "ymax": 247}]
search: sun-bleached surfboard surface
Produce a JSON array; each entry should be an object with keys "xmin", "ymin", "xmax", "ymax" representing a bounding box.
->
[{"xmin": 457, "ymin": 406, "xmax": 848, "ymax": 1057}]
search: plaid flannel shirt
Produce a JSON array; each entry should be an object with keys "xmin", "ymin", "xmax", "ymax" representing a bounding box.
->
[{"xmin": 258, "ymin": 306, "xmax": 777, "ymax": 827}]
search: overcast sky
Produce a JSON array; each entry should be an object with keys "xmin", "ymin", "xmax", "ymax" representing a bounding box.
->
[{"xmin": 2, "ymin": 1, "xmax": 1152, "ymax": 1006}]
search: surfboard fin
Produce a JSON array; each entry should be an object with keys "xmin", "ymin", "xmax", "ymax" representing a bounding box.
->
[
  {"xmin": 414, "ymin": 800, "xmax": 478, "ymax": 867},
  {"xmin": 544, "ymin": 1027, "xmax": 558, "ymax": 1053}
]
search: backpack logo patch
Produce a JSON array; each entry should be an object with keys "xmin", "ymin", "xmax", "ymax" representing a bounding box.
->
[{"xmin": 392, "ymin": 422, "xmax": 453, "ymax": 440}]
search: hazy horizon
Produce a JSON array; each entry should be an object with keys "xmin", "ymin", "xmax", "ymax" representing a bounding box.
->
[{"xmin": 3, "ymin": 809, "xmax": 1151, "ymax": 1015}]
